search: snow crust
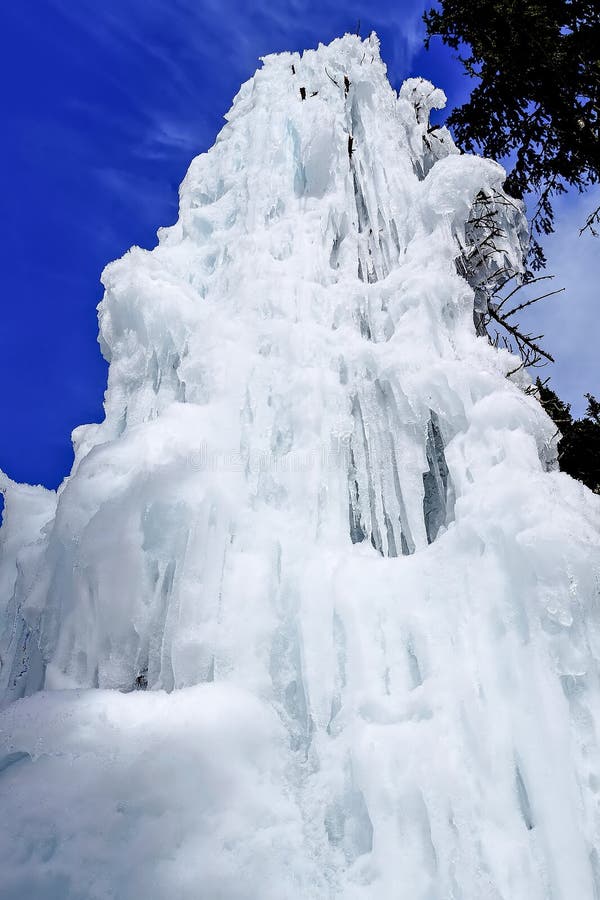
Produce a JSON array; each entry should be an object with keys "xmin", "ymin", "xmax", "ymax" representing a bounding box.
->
[{"xmin": 1, "ymin": 33, "xmax": 600, "ymax": 899}]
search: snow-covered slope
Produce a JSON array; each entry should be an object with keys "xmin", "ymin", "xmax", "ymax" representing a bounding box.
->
[{"xmin": 1, "ymin": 33, "xmax": 600, "ymax": 900}]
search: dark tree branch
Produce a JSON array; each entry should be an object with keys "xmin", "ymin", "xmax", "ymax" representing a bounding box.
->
[
  {"xmin": 580, "ymin": 205, "xmax": 600, "ymax": 236},
  {"xmin": 487, "ymin": 306, "xmax": 555, "ymax": 363}
]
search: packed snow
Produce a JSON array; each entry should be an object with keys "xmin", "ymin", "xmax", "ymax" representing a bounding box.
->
[{"xmin": 1, "ymin": 33, "xmax": 600, "ymax": 900}]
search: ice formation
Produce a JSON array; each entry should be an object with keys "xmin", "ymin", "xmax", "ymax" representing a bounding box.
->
[{"xmin": 1, "ymin": 33, "xmax": 600, "ymax": 900}]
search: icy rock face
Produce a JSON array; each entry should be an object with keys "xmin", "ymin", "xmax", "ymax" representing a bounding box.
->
[{"xmin": 2, "ymin": 32, "xmax": 600, "ymax": 900}]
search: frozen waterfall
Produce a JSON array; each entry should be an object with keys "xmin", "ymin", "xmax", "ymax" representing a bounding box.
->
[{"xmin": 1, "ymin": 32, "xmax": 600, "ymax": 900}]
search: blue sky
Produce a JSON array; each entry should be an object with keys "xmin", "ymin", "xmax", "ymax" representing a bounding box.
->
[{"xmin": 1, "ymin": 0, "xmax": 598, "ymax": 491}]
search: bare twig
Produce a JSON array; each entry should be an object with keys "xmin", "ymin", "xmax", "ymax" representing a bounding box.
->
[
  {"xmin": 493, "ymin": 274, "xmax": 554, "ymax": 311},
  {"xmin": 502, "ymin": 287, "xmax": 564, "ymax": 318},
  {"xmin": 487, "ymin": 307, "xmax": 555, "ymax": 363},
  {"xmin": 580, "ymin": 204, "xmax": 600, "ymax": 236}
]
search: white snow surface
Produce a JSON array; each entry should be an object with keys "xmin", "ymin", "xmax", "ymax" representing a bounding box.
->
[{"xmin": 2, "ymin": 33, "xmax": 600, "ymax": 900}]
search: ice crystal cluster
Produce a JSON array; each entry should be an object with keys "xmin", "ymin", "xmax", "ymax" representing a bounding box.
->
[{"xmin": 1, "ymin": 34, "xmax": 600, "ymax": 900}]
